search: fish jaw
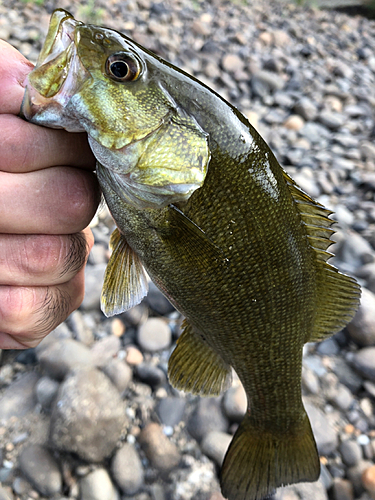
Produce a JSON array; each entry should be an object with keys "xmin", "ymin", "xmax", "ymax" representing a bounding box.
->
[{"xmin": 21, "ymin": 9, "xmax": 89, "ymax": 132}]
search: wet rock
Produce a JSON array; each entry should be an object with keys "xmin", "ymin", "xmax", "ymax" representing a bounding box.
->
[
  {"xmin": 156, "ymin": 397, "xmax": 186, "ymax": 427},
  {"xmin": 187, "ymin": 397, "xmax": 229, "ymax": 442},
  {"xmin": 37, "ymin": 339, "xmax": 93, "ymax": 380},
  {"xmin": 139, "ymin": 422, "xmax": 181, "ymax": 473},
  {"xmin": 19, "ymin": 445, "xmax": 62, "ymax": 496},
  {"xmin": 305, "ymin": 403, "xmax": 338, "ymax": 455},
  {"xmin": 201, "ymin": 431, "xmax": 232, "ymax": 466},
  {"xmin": 50, "ymin": 367, "xmax": 126, "ymax": 462},
  {"xmin": 352, "ymin": 347, "xmax": 375, "ymax": 382},
  {"xmin": 137, "ymin": 318, "xmax": 172, "ymax": 352},
  {"xmin": 347, "ymin": 288, "xmax": 375, "ymax": 347},
  {"xmin": 111, "ymin": 443, "xmax": 144, "ymax": 495},
  {"xmin": 101, "ymin": 358, "xmax": 132, "ymax": 393},
  {"xmin": 79, "ymin": 468, "xmax": 119, "ymax": 500},
  {"xmin": 35, "ymin": 376, "xmax": 60, "ymax": 410},
  {"xmin": 0, "ymin": 372, "xmax": 39, "ymax": 420},
  {"xmin": 222, "ymin": 383, "xmax": 247, "ymax": 422},
  {"xmin": 340, "ymin": 439, "xmax": 363, "ymax": 467}
]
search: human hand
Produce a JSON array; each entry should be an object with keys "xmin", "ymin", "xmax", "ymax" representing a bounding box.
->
[{"xmin": 0, "ymin": 40, "xmax": 100, "ymax": 349}]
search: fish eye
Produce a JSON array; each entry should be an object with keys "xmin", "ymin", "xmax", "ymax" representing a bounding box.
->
[{"xmin": 105, "ymin": 53, "xmax": 140, "ymax": 82}]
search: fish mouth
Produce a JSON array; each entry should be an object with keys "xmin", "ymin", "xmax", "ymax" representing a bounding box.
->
[{"xmin": 21, "ymin": 9, "xmax": 89, "ymax": 131}]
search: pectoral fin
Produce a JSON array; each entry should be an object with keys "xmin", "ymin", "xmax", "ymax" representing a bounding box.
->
[
  {"xmin": 168, "ymin": 319, "xmax": 232, "ymax": 396},
  {"xmin": 101, "ymin": 228, "xmax": 148, "ymax": 317}
]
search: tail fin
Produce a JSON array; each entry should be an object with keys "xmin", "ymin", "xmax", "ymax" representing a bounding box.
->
[{"xmin": 220, "ymin": 412, "xmax": 320, "ymax": 500}]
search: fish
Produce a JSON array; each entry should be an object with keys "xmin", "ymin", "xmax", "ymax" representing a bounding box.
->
[{"xmin": 21, "ymin": 9, "xmax": 361, "ymax": 500}]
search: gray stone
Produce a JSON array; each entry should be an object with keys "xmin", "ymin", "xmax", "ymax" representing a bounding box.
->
[
  {"xmin": 111, "ymin": 443, "xmax": 144, "ymax": 495},
  {"xmin": 251, "ymin": 70, "xmax": 285, "ymax": 97},
  {"xmin": 90, "ymin": 335, "xmax": 121, "ymax": 367},
  {"xmin": 34, "ymin": 322, "xmax": 72, "ymax": 355},
  {"xmin": 293, "ymin": 97, "xmax": 318, "ymax": 121},
  {"xmin": 156, "ymin": 397, "xmax": 186, "ymax": 427},
  {"xmin": 36, "ymin": 376, "xmax": 60, "ymax": 410},
  {"xmin": 81, "ymin": 263, "xmax": 106, "ymax": 310},
  {"xmin": 276, "ymin": 478, "xmax": 328, "ymax": 500},
  {"xmin": 79, "ymin": 468, "xmax": 119, "ymax": 500},
  {"xmin": 101, "ymin": 358, "xmax": 132, "ymax": 393},
  {"xmin": 302, "ymin": 367, "xmax": 320, "ymax": 395},
  {"xmin": 187, "ymin": 397, "xmax": 229, "ymax": 442},
  {"xmin": 137, "ymin": 318, "xmax": 172, "ymax": 352},
  {"xmin": 332, "ymin": 357, "xmax": 363, "ymax": 392},
  {"xmin": 331, "ymin": 478, "xmax": 354, "ymax": 500},
  {"xmin": 50, "ymin": 367, "xmax": 126, "ymax": 462},
  {"xmin": 305, "ymin": 403, "xmax": 338, "ymax": 455},
  {"xmin": 0, "ymin": 372, "xmax": 39, "ymax": 420},
  {"xmin": 336, "ymin": 230, "xmax": 375, "ymax": 269},
  {"xmin": 222, "ymin": 384, "xmax": 247, "ymax": 422},
  {"xmin": 340, "ymin": 439, "xmax": 363, "ymax": 467},
  {"xmin": 138, "ymin": 422, "xmax": 180, "ymax": 473},
  {"xmin": 347, "ymin": 288, "xmax": 375, "ymax": 347},
  {"xmin": 0, "ymin": 486, "xmax": 12, "ymax": 500},
  {"xmin": 146, "ymin": 281, "xmax": 175, "ymax": 315},
  {"xmin": 201, "ymin": 431, "xmax": 232, "ymax": 466},
  {"xmin": 316, "ymin": 337, "xmax": 339, "ymax": 356},
  {"xmin": 318, "ymin": 111, "xmax": 345, "ymax": 130},
  {"xmin": 18, "ymin": 445, "xmax": 62, "ymax": 496},
  {"xmin": 347, "ymin": 460, "xmax": 374, "ymax": 497},
  {"xmin": 37, "ymin": 338, "xmax": 93, "ymax": 380},
  {"xmin": 352, "ymin": 347, "xmax": 375, "ymax": 382},
  {"xmin": 135, "ymin": 362, "xmax": 166, "ymax": 388},
  {"xmin": 330, "ymin": 384, "xmax": 353, "ymax": 412},
  {"xmin": 66, "ymin": 310, "xmax": 94, "ymax": 346}
]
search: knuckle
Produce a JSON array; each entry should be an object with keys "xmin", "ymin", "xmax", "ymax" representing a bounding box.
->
[{"xmin": 0, "ymin": 286, "xmax": 37, "ymax": 327}]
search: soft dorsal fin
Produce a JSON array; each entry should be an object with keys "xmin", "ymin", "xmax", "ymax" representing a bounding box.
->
[
  {"xmin": 168, "ymin": 319, "xmax": 232, "ymax": 396},
  {"xmin": 283, "ymin": 171, "xmax": 361, "ymax": 342},
  {"xmin": 101, "ymin": 228, "xmax": 148, "ymax": 317}
]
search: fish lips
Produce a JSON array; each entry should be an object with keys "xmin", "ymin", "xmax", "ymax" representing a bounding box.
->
[{"xmin": 21, "ymin": 9, "xmax": 88, "ymax": 132}]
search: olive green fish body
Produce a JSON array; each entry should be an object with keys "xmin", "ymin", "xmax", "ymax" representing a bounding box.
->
[{"xmin": 22, "ymin": 10, "xmax": 361, "ymax": 500}]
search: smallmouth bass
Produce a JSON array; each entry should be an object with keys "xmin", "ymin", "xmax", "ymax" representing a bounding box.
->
[{"xmin": 21, "ymin": 10, "xmax": 361, "ymax": 500}]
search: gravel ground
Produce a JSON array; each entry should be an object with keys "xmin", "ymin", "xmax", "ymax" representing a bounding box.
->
[{"xmin": 1, "ymin": 0, "xmax": 375, "ymax": 499}]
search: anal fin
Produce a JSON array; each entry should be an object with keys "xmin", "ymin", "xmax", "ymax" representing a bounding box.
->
[
  {"xmin": 101, "ymin": 228, "xmax": 148, "ymax": 317},
  {"xmin": 168, "ymin": 319, "xmax": 232, "ymax": 396}
]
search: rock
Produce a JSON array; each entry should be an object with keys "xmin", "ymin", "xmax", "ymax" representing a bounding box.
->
[
  {"xmin": 138, "ymin": 422, "xmax": 181, "ymax": 473},
  {"xmin": 0, "ymin": 372, "xmax": 39, "ymax": 420},
  {"xmin": 336, "ymin": 230, "xmax": 375, "ymax": 269},
  {"xmin": 135, "ymin": 362, "xmax": 167, "ymax": 388},
  {"xmin": 330, "ymin": 384, "xmax": 354, "ymax": 412},
  {"xmin": 101, "ymin": 358, "xmax": 132, "ymax": 393},
  {"xmin": 35, "ymin": 376, "xmax": 60, "ymax": 410},
  {"xmin": 79, "ymin": 468, "xmax": 118, "ymax": 500},
  {"xmin": 187, "ymin": 397, "xmax": 229, "ymax": 442},
  {"xmin": 302, "ymin": 367, "xmax": 320, "ymax": 395},
  {"xmin": 146, "ymin": 282, "xmax": 175, "ymax": 315},
  {"xmin": 347, "ymin": 288, "xmax": 375, "ymax": 347},
  {"xmin": 362, "ymin": 464, "xmax": 375, "ymax": 497},
  {"xmin": 0, "ymin": 486, "xmax": 12, "ymax": 500},
  {"xmin": 67, "ymin": 310, "xmax": 94, "ymax": 346},
  {"xmin": 316, "ymin": 337, "xmax": 340, "ymax": 356},
  {"xmin": 318, "ymin": 111, "xmax": 345, "ymax": 130},
  {"xmin": 283, "ymin": 115, "xmax": 305, "ymax": 131},
  {"xmin": 34, "ymin": 322, "xmax": 72, "ymax": 355},
  {"xmin": 352, "ymin": 347, "xmax": 375, "ymax": 382},
  {"xmin": 276, "ymin": 478, "xmax": 328, "ymax": 500},
  {"xmin": 293, "ymin": 98, "xmax": 318, "ymax": 121},
  {"xmin": 251, "ymin": 70, "xmax": 285, "ymax": 97},
  {"xmin": 332, "ymin": 357, "xmax": 363, "ymax": 393},
  {"xmin": 331, "ymin": 478, "xmax": 354, "ymax": 500},
  {"xmin": 137, "ymin": 318, "xmax": 172, "ymax": 352},
  {"xmin": 90, "ymin": 335, "xmax": 121, "ymax": 367},
  {"xmin": 222, "ymin": 383, "xmax": 247, "ymax": 422},
  {"xmin": 81, "ymin": 263, "xmax": 106, "ymax": 310},
  {"xmin": 201, "ymin": 431, "xmax": 232, "ymax": 466},
  {"xmin": 125, "ymin": 346, "xmax": 144, "ymax": 365},
  {"xmin": 18, "ymin": 445, "xmax": 62, "ymax": 496},
  {"xmin": 50, "ymin": 367, "xmax": 126, "ymax": 462},
  {"xmin": 222, "ymin": 53, "xmax": 244, "ymax": 73},
  {"xmin": 111, "ymin": 443, "xmax": 144, "ymax": 495},
  {"xmin": 340, "ymin": 439, "xmax": 363, "ymax": 467},
  {"xmin": 156, "ymin": 397, "xmax": 186, "ymax": 427},
  {"xmin": 37, "ymin": 339, "xmax": 93, "ymax": 380},
  {"xmin": 305, "ymin": 403, "xmax": 338, "ymax": 455},
  {"xmin": 347, "ymin": 460, "xmax": 374, "ymax": 497}
]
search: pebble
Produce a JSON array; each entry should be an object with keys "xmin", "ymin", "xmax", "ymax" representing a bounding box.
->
[
  {"xmin": 201, "ymin": 431, "xmax": 232, "ymax": 466},
  {"xmin": 146, "ymin": 282, "xmax": 175, "ymax": 315},
  {"xmin": 331, "ymin": 478, "xmax": 354, "ymax": 500},
  {"xmin": 111, "ymin": 442, "xmax": 144, "ymax": 495},
  {"xmin": 101, "ymin": 358, "xmax": 132, "ymax": 393},
  {"xmin": 37, "ymin": 339, "xmax": 93, "ymax": 380},
  {"xmin": 135, "ymin": 362, "xmax": 167, "ymax": 388},
  {"xmin": 156, "ymin": 397, "xmax": 186, "ymax": 427},
  {"xmin": 18, "ymin": 445, "xmax": 62, "ymax": 496},
  {"xmin": 305, "ymin": 403, "xmax": 338, "ymax": 455},
  {"xmin": 90, "ymin": 335, "xmax": 121, "ymax": 367},
  {"xmin": 352, "ymin": 347, "xmax": 375, "ymax": 382},
  {"xmin": 138, "ymin": 422, "xmax": 181, "ymax": 473},
  {"xmin": 222, "ymin": 383, "xmax": 247, "ymax": 422},
  {"xmin": 283, "ymin": 115, "xmax": 305, "ymax": 131},
  {"xmin": 50, "ymin": 367, "xmax": 126, "ymax": 462},
  {"xmin": 81, "ymin": 263, "xmax": 106, "ymax": 310},
  {"xmin": 330, "ymin": 384, "xmax": 354, "ymax": 412},
  {"xmin": 0, "ymin": 486, "xmax": 12, "ymax": 500},
  {"xmin": 137, "ymin": 318, "xmax": 172, "ymax": 352},
  {"xmin": 347, "ymin": 287, "xmax": 375, "ymax": 347},
  {"xmin": 0, "ymin": 372, "xmax": 39, "ymax": 420},
  {"xmin": 347, "ymin": 460, "xmax": 375, "ymax": 497},
  {"xmin": 125, "ymin": 345, "xmax": 144, "ymax": 365},
  {"xmin": 79, "ymin": 468, "xmax": 119, "ymax": 500},
  {"xmin": 362, "ymin": 464, "xmax": 375, "ymax": 497},
  {"xmin": 187, "ymin": 397, "xmax": 229, "ymax": 442},
  {"xmin": 340, "ymin": 439, "xmax": 363, "ymax": 467},
  {"xmin": 35, "ymin": 376, "xmax": 60, "ymax": 410},
  {"xmin": 293, "ymin": 97, "xmax": 318, "ymax": 121}
]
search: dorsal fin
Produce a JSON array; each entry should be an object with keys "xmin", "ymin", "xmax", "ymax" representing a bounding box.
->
[
  {"xmin": 283, "ymin": 171, "xmax": 361, "ymax": 342},
  {"xmin": 101, "ymin": 228, "xmax": 149, "ymax": 317}
]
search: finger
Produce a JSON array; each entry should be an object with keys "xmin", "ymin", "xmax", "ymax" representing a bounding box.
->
[
  {"xmin": 0, "ymin": 40, "xmax": 34, "ymax": 115},
  {"xmin": 0, "ymin": 167, "xmax": 100, "ymax": 234},
  {"xmin": 0, "ymin": 268, "xmax": 86, "ymax": 349},
  {"xmin": 0, "ymin": 115, "xmax": 96, "ymax": 172},
  {"xmin": 0, "ymin": 229, "xmax": 94, "ymax": 286}
]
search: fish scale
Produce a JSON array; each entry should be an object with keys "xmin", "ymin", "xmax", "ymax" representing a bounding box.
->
[{"xmin": 21, "ymin": 9, "xmax": 360, "ymax": 500}]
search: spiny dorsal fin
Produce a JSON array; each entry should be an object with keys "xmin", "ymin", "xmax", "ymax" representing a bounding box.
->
[
  {"xmin": 168, "ymin": 319, "xmax": 232, "ymax": 396},
  {"xmin": 283, "ymin": 170, "xmax": 361, "ymax": 342},
  {"xmin": 101, "ymin": 228, "xmax": 148, "ymax": 317}
]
